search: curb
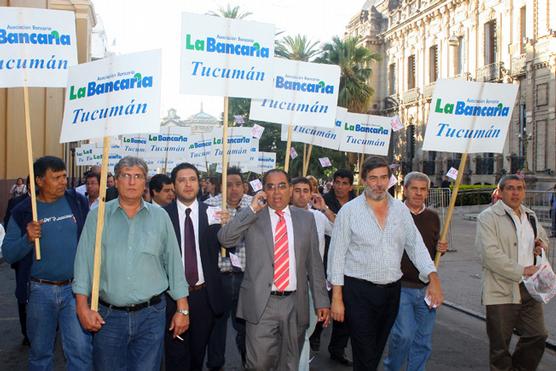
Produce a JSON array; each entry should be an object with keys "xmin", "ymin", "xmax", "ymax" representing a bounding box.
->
[{"xmin": 444, "ymin": 300, "xmax": 556, "ymax": 351}]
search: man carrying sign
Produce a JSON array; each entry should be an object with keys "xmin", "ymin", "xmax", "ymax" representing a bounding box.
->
[{"xmin": 73, "ymin": 157, "xmax": 189, "ymax": 370}]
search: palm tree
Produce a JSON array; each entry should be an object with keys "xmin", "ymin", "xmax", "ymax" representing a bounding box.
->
[
  {"xmin": 275, "ymin": 34, "xmax": 321, "ymax": 62},
  {"xmin": 207, "ymin": 4, "xmax": 252, "ymax": 19},
  {"xmin": 317, "ymin": 36, "xmax": 380, "ymax": 113}
]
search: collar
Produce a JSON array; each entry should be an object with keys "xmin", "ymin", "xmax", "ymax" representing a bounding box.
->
[
  {"xmin": 177, "ymin": 197, "xmax": 198, "ymax": 214},
  {"xmin": 404, "ymin": 201, "xmax": 426, "ymax": 215},
  {"xmin": 112, "ymin": 198, "xmax": 149, "ymax": 216},
  {"xmin": 500, "ymin": 200, "xmax": 526, "ymax": 218},
  {"xmin": 268, "ymin": 205, "xmax": 291, "ymax": 216}
]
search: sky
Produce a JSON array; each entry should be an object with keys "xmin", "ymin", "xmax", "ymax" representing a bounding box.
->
[{"xmin": 92, "ymin": 0, "xmax": 366, "ymax": 120}]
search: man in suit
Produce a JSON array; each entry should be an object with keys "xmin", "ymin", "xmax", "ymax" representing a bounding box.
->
[
  {"xmin": 163, "ymin": 162, "xmax": 224, "ymax": 371},
  {"xmin": 218, "ymin": 169, "xmax": 330, "ymax": 371}
]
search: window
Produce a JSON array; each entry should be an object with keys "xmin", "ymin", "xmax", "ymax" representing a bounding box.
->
[
  {"xmin": 520, "ymin": 6, "xmax": 526, "ymax": 53},
  {"xmin": 429, "ymin": 45, "xmax": 438, "ymax": 82},
  {"xmin": 484, "ymin": 20, "xmax": 497, "ymax": 65},
  {"xmin": 407, "ymin": 55, "xmax": 416, "ymax": 89},
  {"xmin": 389, "ymin": 63, "xmax": 396, "ymax": 95},
  {"xmin": 456, "ymin": 36, "xmax": 464, "ymax": 75}
]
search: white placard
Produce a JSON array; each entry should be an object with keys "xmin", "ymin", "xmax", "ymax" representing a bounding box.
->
[
  {"xmin": 120, "ymin": 134, "xmax": 149, "ymax": 157},
  {"xmin": 206, "ymin": 206, "xmax": 221, "ymax": 225},
  {"xmin": 391, "ymin": 116, "xmax": 404, "ymax": 132},
  {"xmin": 279, "ymin": 123, "xmax": 341, "ymax": 151},
  {"xmin": 290, "ymin": 147, "xmax": 298, "ymax": 160},
  {"xmin": 180, "ymin": 13, "xmax": 275, "ymax": 98},
  {"xmin": 249, "ymin": 179, "xmax": 263, "ymax": 192},
  {"xmin": 229, "ymin": 252, "xmax": 242, "ymax": 268},
  {"xmin": 422, "ymin": 79, "xmax": 518, "ymax": 153},
  {"xmin": 319, "ymin": 157, "xmax": 332, "ymax": 167},
  {"xmin": 251, "ymin": 124, "xmax": 265, "ymax": 139},
  {"xmin": 209, "ymin": 127, "xmax": 259, "ymax": 163},
  {"xmin": 60, "ymin": 50, "xmax": 162, "ymax": 143},
  {"xmin": 388, "ymin": 174, "xmax": 397, "ymax": 189},
  {"xmin": 247, "ymin": 151, "xmax": 276, "ymax": 174},
  {"xmin": 337, "ymin": 111, "xmax": 392, "ymax": 155},
  {"xmin": 446, "ymin": 167, "xmax": 458, "ymax": 180},
  {"xmin": 144, "ymin": 127, "xmax": 190, "ymax": 160},
  {"xmin": 249, "ymin": 58, "xmax": 340, "ymax": 128},
  {"xmin": 0, "ymin": 7, "xmax": 78, "ymax": 87}
]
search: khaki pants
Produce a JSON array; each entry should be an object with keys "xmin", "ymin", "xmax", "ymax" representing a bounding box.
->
[{"xmin": 486, "ymin": 283, "xmax": 548, "ymax": 371}]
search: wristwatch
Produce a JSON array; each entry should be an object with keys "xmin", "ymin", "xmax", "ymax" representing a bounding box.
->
[{"xmin": 176, "ymin": 309, "xmax": 189, "ymax": 316}]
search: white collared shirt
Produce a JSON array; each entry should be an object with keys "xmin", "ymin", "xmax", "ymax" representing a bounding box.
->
[
  {"xmin": 268, "ymin": 206, "xmax": 297, "ymax": 291},
  {"xmin": 309, "ymin": 208, "xmax": 333, "ymax": 259},
  {"xmin": 501, "ymin": 202, "xmax": 535, "ymax": 267},
  {"xmin": 177, "ymin": 198, "xmax": 205, "ymax": 285}
]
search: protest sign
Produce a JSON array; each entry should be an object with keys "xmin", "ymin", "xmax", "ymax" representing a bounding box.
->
[
  {"xmin": 249, "ymin": 59, "xmax": 340, "ymax": 128},
  {"xmin": 337, "ymin": 111, "xmax": 392, "ymax": 156},
  {"xmin": 390, "ymin": 116, "xmax": 404, "ymax": 132},
  {"xmin": 319, "ymin": 157, "xmax": 332, "ymax": 168},
  {"xmin": 60, "ymin": 49, "xmax": 162, "ymax": 143},
  {"xmin": 446, "ymin": 167, "xmax": 458, "ymax": 180},
  {"xmin": 251, "ymin": 124, "xmax": 265, "ymax": 139},
  {"xmin": 290, "ymin": 147, "xmax": 298, "ymax": 160},
  {"xmin": 246, "ymin": 151, "xmax": 276, "ymax": 174},
  {"xmin": 279, "ymin": 123, "xmax": 340, "ymax": 151},
  {"xmin": 0, "ymin": 7, "xmax": 78, "ymax": 87},
  {"xmin": 180, "ymin": 13, "xmax": 275, "ymax": 98},
  {"xmin": 144, "ymin": 127, "xmax": 190, "ymax": 161}
]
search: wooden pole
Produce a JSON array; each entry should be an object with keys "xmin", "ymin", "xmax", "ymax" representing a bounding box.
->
[
  {"xmin": 23, "ymin": 86, "xmax": 41, "ymax": 260},
  {"xmin": 303, "ymin": 144, "xmax": 313, "ymax": 176},
  {"xmin": 434, "ymin": 152, "xmax": 468, "ymax": 267},
  {"xmin": 358, "ymin": 153, "xmax": 365, "ymax": 186},
  {"xmin": 220, "ymin": 97, "xmax": 230, "ymax": 257},
  {"xmin": 90, "ymin": 136, "xmax": 111, "ymax": 311},
  {"xmin": 284, "ymin": 125, "xmax": 293, "ymax": 172}
]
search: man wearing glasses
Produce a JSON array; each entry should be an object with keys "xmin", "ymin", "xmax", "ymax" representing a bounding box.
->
[
  {"xmin": 218, "ymin": 169, "xmax": 330, "ymax": 371},
  {"xmin": 73, "ymin": 156, "xmax": 189, "ymax": 370}
]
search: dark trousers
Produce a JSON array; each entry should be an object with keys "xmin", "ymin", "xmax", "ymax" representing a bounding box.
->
[
  {"xmin": 343, "ymin": 276, "xmax": 401, "ymax": 371},
  {"xmin": 486, "ymin": 283, "xmax": 547, "ymax": 371},
  {"xmin": 206, "ymin": 271, "xmax": 246, "ymax": 368},
  {"xmin": 165, "ymin": 287, "xmax": 215, "ymax": 371},
  {"xmin": 18, "ymin": 302, "xmax": 28, "ymax": 339}
]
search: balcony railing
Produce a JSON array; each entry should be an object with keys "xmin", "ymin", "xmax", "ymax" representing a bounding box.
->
[
  {"xmin": 477, "ymin": 62, "xmax": 504, "ymax": 82},
  {"xmin": 402, "ymin": 88, "xmax": 419, "ymax": 104},
  {"xmin": 423, "ymin": 83, "xmax": 436, "ymax": 98},
  {"xmin": 511, "ymin": 54, "xmax": 527, "ymax": 76},
  {"xmin": 475, "ymin": 157, "xmax": 494, "ymax": 175}
]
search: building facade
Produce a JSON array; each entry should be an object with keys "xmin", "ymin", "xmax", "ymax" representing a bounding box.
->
[{"xmin": 346, "ymin": 0, "xmax": 556, "ymax": 189}]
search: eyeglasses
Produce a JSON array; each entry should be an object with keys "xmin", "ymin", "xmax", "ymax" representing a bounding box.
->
[
  {"xmin": 118, "ymin": 173, "xmax": 145, "ymax": 181},
  {"xmin": 264, "ymin": 182, "xmax": 288, "ymax": 191}
]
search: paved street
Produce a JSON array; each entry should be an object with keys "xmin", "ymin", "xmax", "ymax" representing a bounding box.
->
[{"xmin": 1, "ymin": 211, "xmax": 555, "ymax": 369}]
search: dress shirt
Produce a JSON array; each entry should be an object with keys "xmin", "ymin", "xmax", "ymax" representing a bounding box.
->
[
  {"xmin": 327, "ymin": 193, "xmax": 436, "ymax": 286},
  {"xmin": 204, "ymin": 193, "xmax": 253, "ymax": 271},
  {"xmin": 309, "ymin": 208, "xmax": 333, "ymax": 259},
  {"xmin": 73, "ymin": 199, "xmax": 188, "ymax": 306},
  {"xmin": 269, "ymin": 206, "xmax": 296, "ymax": 291},
  {"xmin": 501, "ymin": 202, "xmax": 535, "ymax": 267},
  {"xmin": 177, "ymin": 198, "xmax": 205, "ymax": 285}
]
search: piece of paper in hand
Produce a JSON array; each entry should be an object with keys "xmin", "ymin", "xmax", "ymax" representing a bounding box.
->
[
  {"xmin": 249, "ymin": 179, "xmax": 263, "ymax": 192},
  {"xmin": 391, "ymin": 116, "xmax": 404, "ymax": 132},
  {"xmin": 229, "ymin": 252, "xmax": 242, "ymax": 268},
  {"xmin": 290, "ymin": 147, "xmax": 298, "ymax": 160},
  {"xmin": 388, "ymin": 174, "xmax": 397, "ymax": 189},
  {"xmin": 234, "ymin": 115, "xmax": 245, "ymax": 124},
  {"xmin": 206, "ymin": 206, "xmax": 221, "ymax": 225},
  {"xmin": 319, "ymin": 157, "xmax": 332, "ymax": 167},
  {"xmin": 446, "ymin": 167, "xmax": 458, "ymax": 180},
  {"xmin": 424, "ymin": 295, "xmax": 437, "ymax": 309},
  {"xmin": 251, "ymin": 124, "xmax": 265, "ymax": 139}
]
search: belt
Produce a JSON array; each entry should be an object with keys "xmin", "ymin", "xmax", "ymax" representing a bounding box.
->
[
  {"xmin": 346, "ymin": 275, "xmax": 400, "ymax": 288},
  {"xmin": 270, "ymin": 290, "xmax": 295, "ymax": 297},
  {"xmin": 99, "ymin": 293, "xmax": 162, "ymax": 312},
  {"xmin": 31, "ymin": 277, "xmax": 72, "ymax": 286},
  {"xmin": 189, "ymin": 283, "xmax": 206, "ymax": 292}
]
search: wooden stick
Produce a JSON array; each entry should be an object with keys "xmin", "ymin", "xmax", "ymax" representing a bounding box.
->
[
  {"xmin": 90, "ymin": 136, "xmax": 111, "ymax": 311},
  {"xmin": 358, "ymin": 153, "xmax": 365, "ymax": 186},
  {"xmin": 303, "ymin": 144, "xmax": 313, "ymax": 176},
  {"xmin": 23, "ymin": 86, "xmax": 41, "ymax": 260},
  {"xmin": 302, "ymin": 144, "xmax": 307, "ymax": 174},
  {"xmin": 221, "ymin": 97, "xmax": 230, "ymax": 257},
  {"xmin": 434, "ymin": 152, "xmax": 468, "ymax": 267},
  {"xmin": 284, "ymin": 125, "xmax": 293, "ymax": 172}
]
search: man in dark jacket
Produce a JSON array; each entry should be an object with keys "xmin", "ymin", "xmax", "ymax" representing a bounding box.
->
[{"xmin": 2, "ymin": 156, "xmax": 92, "ymax": 370}]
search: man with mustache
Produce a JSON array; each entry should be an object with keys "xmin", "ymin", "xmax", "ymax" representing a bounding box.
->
[{"xmin": 327, "ymin": 156, "xmax": 444, "ymax": 370}]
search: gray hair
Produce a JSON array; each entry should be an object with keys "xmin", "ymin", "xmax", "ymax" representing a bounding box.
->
[
  {"xmin": 498, "ymin": 174, "xmax": 525, "ymax": 190},
  {"xmin": 403, "ymin": 171, "xmax": 431, "ymax": 189},
  {"xmin": 114, "ymin": 156, "xmax": 148, "ymax": 178}
]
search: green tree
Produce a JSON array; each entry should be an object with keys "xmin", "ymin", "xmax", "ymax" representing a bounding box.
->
[
  {"xmin": 207, "ymin": 3, "xmax": 252, "ymax": 19},
  {"xmin": 275, "ymin": 34, "xmax": 321, "ymax": 62}
]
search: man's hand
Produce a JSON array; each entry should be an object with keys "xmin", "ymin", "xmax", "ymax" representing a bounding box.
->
[
  {"xmin": 26, "ymin": 220, "xmax": 43, "ymax": 241},
  {"xmin": 437, "ymin": 240, "xmax": 448, "ymax": 254},
  {"xmin": 524, "ymin": 265, "xmax": 539, "ymax": 277},
  {"xmin": 250, "ymin": 191, "xmax": 267, "ymax": 213},
  {"xmin": 316, "ymin": 307, "xmax": 331, "ymax": 327},
  {"xmin": 217, "ymin": 210, "xmax": 231, "ymax": 225},
  {"xmin": 425, "ymin": 272, "xmax": 444, "ymax": 309},
  {"xmin": 534, "ymin": 239, "xmax": 546, "ymax": 256},
  {"xmin": 76, "ymin": 305, "xmax": 105, "ymax": 332},
  {"xmin": 169, "ymin": 312, "xmax": 190, "ymax": 338},
  {"xmin": 331, "ymin": 298, "xmax": 345, "ymax": 322},
  {"xmin": 311, "ymin": 193, "xmax": 326, "ymax": 210}
]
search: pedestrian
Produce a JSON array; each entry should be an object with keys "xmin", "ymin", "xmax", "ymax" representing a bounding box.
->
[
  {"xmin": 383, "ymin": 171, "xmax": 448, "ymax": 371},
  {"xmin": 85, "ymin": 172, "xmax": 100, "ymax": 209},
  {"xmin": 9, "ymin": 177, "xmax": 27, "ymax": 198},
  {"xmin": 476, "ymin": 174, "xmax": 549, "ymax": 370},
  {"xmin": 73, "ymin": 156, "xmax": 189, "ymax": 370},
  {"xmin": 218, "ymin": 169, "xmax": 330, "ymax": 371},
  {"xmin": 327, "ymin": 156, "xmax": 443, "ymax": 371},
  {"xmin": 2, "ymin": 156, "xmax": 92, "ymax": 370},
  {"xmin": 149, "ymin": 174, "xmax": 175, "ymax": 207}
]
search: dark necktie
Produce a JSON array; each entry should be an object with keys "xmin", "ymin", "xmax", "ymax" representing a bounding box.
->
[{"xmin": 184, "ymin": 208, "xmax": 198, "ymax": 286}]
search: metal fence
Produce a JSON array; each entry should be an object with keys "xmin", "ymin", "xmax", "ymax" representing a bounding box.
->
[{"xmin": 427, "ymin": 188, "xmax": 454, "ymax": 249}]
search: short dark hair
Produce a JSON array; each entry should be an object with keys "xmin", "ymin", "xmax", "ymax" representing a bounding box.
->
[
  {"xmin": 171, "ymin": 163, "xmax": 200, "ymax": 184},
  {"xmin": 262, "ymin": 169, "xmax": 290, "ymax": 185},
  {"xmin": 85, "ymin": 172, "xmax": 100, "ymax": 184},
  {"xmin": 227, "ymin": 166, "xmax": 243, "ymax": 181},
  {"xmin": 361, "ymin": 156, "xmax": 391, "ymax": 180},
  {"xmin": 149, "ymin": 174, "xmax": 172, "ymax": 197},
  {"xmin": 207, "ymin": 176, "xmax": 221, "ymax": 194},
  {"xmin": 291, "ymin": 177, "xmax": 311, "ymax": 187},
  {"xmin": 34, "ymin": 156, "xmax": 66, "ymax": 178},
  {"xmin": 498, "ymin": 174, "xmax": 526, "ymax": 190},
  {"xmin": 333, "ymin": 169, "xmax": 354, "ymax": 185}
]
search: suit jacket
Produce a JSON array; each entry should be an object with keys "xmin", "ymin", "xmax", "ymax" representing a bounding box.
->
[
  {"xmin": 163, "ymin": 200, "xmax": 224, "ymax": 316},
  {"xmin": 218, "ymin": 205, "xmax": 329, "ymax": 328}
]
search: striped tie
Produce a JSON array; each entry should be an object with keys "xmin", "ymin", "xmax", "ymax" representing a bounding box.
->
[{"xmin": 273, "ymin": 210, "xmax": 289, "ymax": 292}]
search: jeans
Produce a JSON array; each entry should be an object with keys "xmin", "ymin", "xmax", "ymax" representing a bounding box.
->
[
  {"xmin": 94, "ymin": 295, "xmax": 166, "ymax": 371},
  {"xmin": 299, "ymin": 289, "xmax": 317, "ymax": 371},
  {"xmin": 27, "ymin": 281, "xmax": 92, "ymax": 371},
  {"xmin": 383, "ymin": 286, "xmax": 437, "ymax": 371}
]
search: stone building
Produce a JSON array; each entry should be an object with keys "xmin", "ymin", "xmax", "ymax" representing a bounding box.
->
[{"xmin": 345, "ymin": 0, "xmax": 556, "ymax": 189}]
